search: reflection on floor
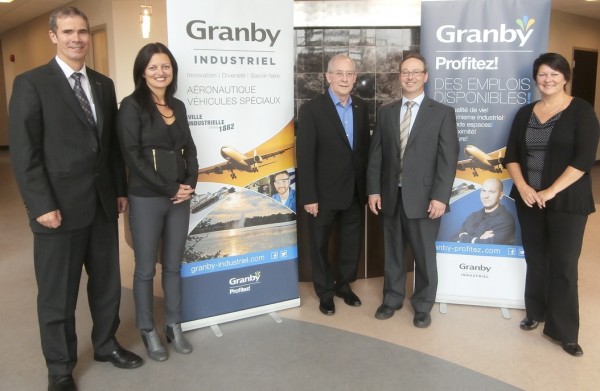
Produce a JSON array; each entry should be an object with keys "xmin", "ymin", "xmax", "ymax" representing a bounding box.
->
[{"xmin": 1, "ymin": 149, "xmax": 599, "ymax": 390}]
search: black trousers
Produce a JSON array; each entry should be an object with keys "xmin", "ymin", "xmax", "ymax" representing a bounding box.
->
[
  {"xmin": 381, "ymin": 188, "xmax": 440, "ymax": 314},
  {"xmin": 516, "ymin": 199, "xmax": 587, "ymax": 343},
  {"xmin": 33, "ymin": 206, "xmax": 121, "ymax": 375},
  {"xmin": 307, "ymin": 193, "xmax": 364, "ymax": 300}
]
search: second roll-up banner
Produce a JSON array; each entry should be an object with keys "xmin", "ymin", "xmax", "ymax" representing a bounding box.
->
[{"xmin": 166, "ymin": 0, "xmax": 299, "ymax": 330}]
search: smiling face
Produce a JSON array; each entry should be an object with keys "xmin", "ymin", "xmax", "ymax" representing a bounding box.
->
[
  {"xmin": 400, "ymin": 57, "xmax": 428, "ymax": 99},
  {"xmin": 144, "ymin": 53, "xmax": 173, "ymax": 93},
  {"xmin": 536, "ymin": 64, "xmax": 567, "ymax": 97},
  {"xmin": 325, "ymin": 56, "xmax": 357, "ymax": 102},
  {"xmin": 49, "ymin": 15, "xmax": 89, "ymax": 70},
  {"xmin": 480, "ymin": 179, "xmax": 503, "ymax": 212},
  {"xmin": 273, "ymin": 173, "xmax": 290, "ymax": 195}
]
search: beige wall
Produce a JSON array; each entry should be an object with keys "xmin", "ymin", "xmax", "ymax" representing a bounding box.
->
[
  {"xmin": 548, "ymin": 10, "xmax": 600, "ymax": 159},
  {"xmin": 1, "ymin": 5, "xmax": 600, "ymax": 152}
]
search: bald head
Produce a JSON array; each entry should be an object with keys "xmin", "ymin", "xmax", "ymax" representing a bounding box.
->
[{"xmin": 480, "ymin": 178, "xmax": 503, "ymax": 212}]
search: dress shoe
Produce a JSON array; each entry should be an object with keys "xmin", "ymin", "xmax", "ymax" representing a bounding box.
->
[
  {"xmin": 519, "ymin": 316, "xmax": 539, "ymax": 331},
  {"xmin": 335, "ymin": 289, "xmax": 362, "ymax": 307},
  {"xmin": 562, "ymin": 342, "xmax": 583, "ymax": 357},
  {"xmin": 166, "ymin": 323, "xmax": 193, "ymax": 354},
  {"xmin": 141, "ymin": 329, "xmax": 168, "ymax": 361},
  {"xmin": 319, "ymin": 298, "xmax": 335, "ymax": 315},
  {"xmin": 94, "ymin": 340, "xmax": 144, "ymax": 369},
  {"xmin": 48, "ymin": 374, "xmax": 76, "ymax": 391},
  {"xmin": 413, "ymin": 312, "xmax": 432, "ymax": 328},
  {"xmin": 375, "ymin": 304, "xmax": 402, "ymax": 320}
]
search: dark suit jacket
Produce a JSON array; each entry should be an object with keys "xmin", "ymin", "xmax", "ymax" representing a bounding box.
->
[
  {"xmin": 9, "ymin": 59, "xmax": 126, "ymax": 233},
  {"xmin": 117, "ymin": 94, "xmax": 199, "ymax": 198},
  {"xmin": 296, "ymin": 92, "xmax": 370, "ymax": 210},
  {"xmin": 367, "ymin": 96, "xmax": 458, "ymax": 218},
  {"xmin": 504, "ymin": 97, "xmax": 599, "ymax": 215}
]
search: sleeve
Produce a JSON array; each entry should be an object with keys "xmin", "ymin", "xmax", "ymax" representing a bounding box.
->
[
  {"xmin": 117, "ymin": 97, "xmax": 180, "ymax": 197},
  {"xmin": 178, "ymin": 103, "xmax": 199, "ymax": 189},
  {"xmin": 8, "ymin": 74, "xmax": 58, "ymax": 219},
  {"xmin": 366, "ymin": 107, "xmax": 384, "ymax": 195},
  {"xmin": 105, "ymin": 79, "xmax": 128, "ymax": 197},
  {"xmin": 296, "ymin": 101, "xmax": 319, "ymax": 205},
  {"xmin": 569, "ymin": 100, "xmax": 600, "ymax": 173},
  {"xmin": 431, "ymin": 105, "xmax": 459, "ymax": 204}
]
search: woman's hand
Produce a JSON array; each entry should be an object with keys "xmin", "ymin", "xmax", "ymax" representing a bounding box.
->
[
  {"xmin": 171, "ymin": 184, "xmax": 195, "ymax": 204},
  {"xmin": 516, "ymin": 183, "xmax": 543, "ymax": 208}
]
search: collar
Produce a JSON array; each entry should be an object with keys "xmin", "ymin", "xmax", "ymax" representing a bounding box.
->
[
  {"xmin": 55, "ymin": 56, "xmax": 89, "ymax": 80},
  {"xmin": 402, "ymin": 92, "xmax": 425, "ymax": 106},
  {"xmin": 328, "ymin": 87, "xmax": 353, "ymax": 107}
]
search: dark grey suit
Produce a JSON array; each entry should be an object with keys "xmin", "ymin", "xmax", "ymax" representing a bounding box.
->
[
  {"xmin": 367, "ymin": 96, "xmax": 458, "ymax": 313},
  {"xmin": 9, "ymin": 58, "xmax": 126, "ymax": 375}
]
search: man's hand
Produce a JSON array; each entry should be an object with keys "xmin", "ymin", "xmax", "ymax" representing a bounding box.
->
[
  {"xmin": 304, "ymin": 203, "xmax": 318, "ymax": 217},
  {"xmin": 368, "ymin": 195, "xmax": 382, "ymax": 215},
  {"xmin": 427, "ymin": 199, "xmax": 446, "ymax": 219},
  {"xmin": 36, "ymin": 210, "xmax": 62, "ymax": 229}
]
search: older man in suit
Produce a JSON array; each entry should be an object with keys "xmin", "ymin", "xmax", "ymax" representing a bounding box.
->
[
  {"xmin": 9, "ymin": 7, "xmax": 142, "ymax": 391},
  {"xmin": 367, "ymin": 53, "xmax": 458, "ymax": 328},
  {"xmin": 296, "ymin": 54, "xmax": 370, "ymax": 316}
]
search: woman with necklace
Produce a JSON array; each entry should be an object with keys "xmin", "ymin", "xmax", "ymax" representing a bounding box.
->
[
  {"xmin": 118, "ymin": 42, "xmax": 198, "ymax": 361},
  {"xmin": 505, "ymin": 53, "xmax": 599, "ymax": 357}
]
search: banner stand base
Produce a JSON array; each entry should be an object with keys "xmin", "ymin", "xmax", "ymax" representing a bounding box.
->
[
  {"xmin": 269, "ymin": 312, "xmax": 283, "ymax": 324},
  {"xmin": 439, "ymin": 303, "xmax": 448, "ymax": 314},
  {"xmin": 182, "ymin": 298, "xmax": 300, "ymax": 333},
  {"xmin": 210, "ymin": 324, "xmax": 223, "ymax": 337},
  {"xmin": 500, "ymin": 307, "xmax": 511, "ymax": 319}
]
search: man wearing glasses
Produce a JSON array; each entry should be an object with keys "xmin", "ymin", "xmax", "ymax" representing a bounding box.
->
[
  {"xmin": 271, "ymin": 170, "xmax": 296, "ymax": 212},
  {"xmin": 367, "ymin": 53, "xmax": 459, "ymax": 328},
  {"xmin": 296, "ymin": 54, "xmax": 370, "ymax": 316}
]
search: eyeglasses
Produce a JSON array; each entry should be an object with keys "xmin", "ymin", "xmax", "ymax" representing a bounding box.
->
[
  {"xmin": 329, "ymin": 71, "xmax": 356, "ymax": 79},
  {"xmin": 274, "ymin": 179, "xmax": 289, "ymax": 185},
  {"xmin": 400, "ymin": 70, "xmax": 425, "ymax": 78}
]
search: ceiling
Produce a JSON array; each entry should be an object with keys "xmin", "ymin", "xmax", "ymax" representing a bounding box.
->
[{"xmin": 0, "ymin": 0, "xmax": 599, "ymax": 35}]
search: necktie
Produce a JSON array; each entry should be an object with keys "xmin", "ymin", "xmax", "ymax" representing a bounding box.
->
[
  {"xmin": 398, "ymin": 100, "xmax": 415, "ymax": 182},
  {"xmin": 399, "ymin": 100, "xmax": 415, "ymax": 162},
  {"xmin": 71, "ymin": 72, "xmax": 95, "ymax": 127}
]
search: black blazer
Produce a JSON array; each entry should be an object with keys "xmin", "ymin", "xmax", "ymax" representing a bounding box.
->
[
  {"xmin": 504, "ymin": 97, "xmax": 599, "ymax": 215},
  {"xmin": 296, "ymin": 92, "xmax": 370, "ymax": 210},
  {"xmin": 9, "ymin": 59, "xmax": 126, "ymax": 233},
  {"xmin": 118, "ymin": 94, "xmax": 199, "ymax": 198},
  {"xmin": 367, "ymin": 96, "xmax": 459, "ymax": 218}
]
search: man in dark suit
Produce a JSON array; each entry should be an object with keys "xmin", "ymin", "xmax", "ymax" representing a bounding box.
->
[
  {"xmin": 367, "ymin": 53, "xmax": 458, "ymax": 328},
  {"xmin": 9, "ymin": 7, "xmax": 143, "ymax": 390},
  {"xmin": 296, "ymin": 54, "xmax": 370, "ymax": 316}
]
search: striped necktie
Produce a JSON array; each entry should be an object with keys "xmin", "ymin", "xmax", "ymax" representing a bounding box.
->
[
  {"xmin": 399, "ymin": 100, "xmax": 415, "ymax": 162},
  {"xmin": 71, "ymin": 72, "xmax": 95, "ymax": 127}
]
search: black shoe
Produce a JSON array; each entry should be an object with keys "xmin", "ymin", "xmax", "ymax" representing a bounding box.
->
[
  {"xmin": 562, "ymin": 342, "xmax": 583, "ymax": 357},
  {"xmin": 319, "ymin": 298, "xmax": 335, "ymax": 315},
  {"xmin": 335, "ymin": 289, "xmax": 362, "ymax": 307},
  {"xmin": 519, "ymin": 316, "xmax": 539, "ymax": 331},
  {"xmin": 413, "ymin": 312, "xmax": 432, "ymax": 328},
  {"xmin": 48, "ymin": 374, "xmax": 76, "ymax": 391},
  {"xmin": 375, "ymin": 304, "xmax": 402, "ymax": 320},
  {"xmin": 94, "ymin": 341, "xmax": 144, "ymax": 369}
]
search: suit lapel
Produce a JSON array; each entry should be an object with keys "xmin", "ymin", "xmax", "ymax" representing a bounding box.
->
[
  {"xmin": 324, "ymin": 93, "xmax": 353, "ymax": 150},
  {"xmin": 388, "ymin": 100, "xmax": 402, "ymax": 152},
  {"xmin": 407, "ymin": 97, "xmax": 431, "ymax": 147},
  {"xmin": 87, "ymin": 69, "xmax": 104, "ymax": 138}
]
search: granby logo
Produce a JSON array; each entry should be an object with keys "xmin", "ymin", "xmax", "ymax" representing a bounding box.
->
[
  {"xmin": 436, "ymin": 15, "xmax": 536, "ymax": 48},
  {"xmin": 186, "ymin": 20, "xmax": 281, "ymax": 47}
]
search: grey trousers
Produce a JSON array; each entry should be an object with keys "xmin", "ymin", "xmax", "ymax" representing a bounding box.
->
[{"xmin": 129, "ymin": 195, "xmax": 190, "ymax": 330}]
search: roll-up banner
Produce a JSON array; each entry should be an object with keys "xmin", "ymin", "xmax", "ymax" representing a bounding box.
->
[
  {"xmin": 166, "ymin": 0, "xmax": 299, "ymax": 330},
  {"xmin": 421, "ymin": 0, "xmax": 551, "ymax": 308}
]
